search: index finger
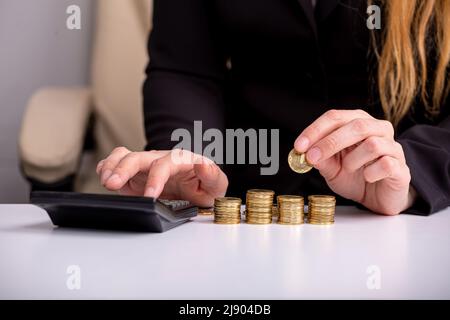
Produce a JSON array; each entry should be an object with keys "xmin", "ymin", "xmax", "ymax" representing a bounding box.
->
[
  {"xmin": 143, "ymin": 152, "xmax": 195, "ymax": 198},
  {"xmin": 103, "ymin": 150, "xmax": 169, "ymax": 190},
  {"xmin": 294, "ymin": 109, "xmax": 372, "ymax": 153}
]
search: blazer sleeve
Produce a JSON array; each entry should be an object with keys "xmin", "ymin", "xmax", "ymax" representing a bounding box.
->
[
  {"xmin": 143, "ymin": 0, "xmax": 227, "ymax": 151},
  {"xmin": 397, "ymin": 114, "xmax": 450, "ymax": 215}
]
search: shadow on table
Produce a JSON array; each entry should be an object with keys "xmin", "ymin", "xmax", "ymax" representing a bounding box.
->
[
  {"xmin": 0, "ymin": 206, "xmax": 386, "ymax": 237},
  {"xmin": 0, "ymin": 220, "xmax": 162, "ymax": 238}
]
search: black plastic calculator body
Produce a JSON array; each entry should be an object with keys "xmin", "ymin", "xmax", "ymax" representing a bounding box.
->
[{"xmin": 30, "ymin": 192, "xmax": 198, "ymax": 233}]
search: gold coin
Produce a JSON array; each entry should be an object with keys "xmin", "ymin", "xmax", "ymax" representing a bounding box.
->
[
  {"xmin": 215, "ymin": 197, "xmax": 242, "ymax": 204},
  {"xmin": 247, "ymin": 189, "xmax": 275, "ymax": 195},
  {"xmin": 307, "ymin": 194, "xmax": 336, "ymax": 224},
  {"xmin": 277, "ymin": 195, "xmax": 304, "ymax": 203},
  {"xmin": 198, "ymin": 207, "xmax": 214, "ymax": 215},
  {"xmin": 309, "ymin": 221, "xmax": 334, "ymax": 225},
  {"xmin": 214, "ymin": 220, "xmax": 241, "ymax": 225},
  {"xmin": 277, "ymin": 194, "xmax": 305, "ymax": 225},
  {"xmin": 288, "ymin": 149, "xmax": 313, "ymax": 174},
  {"xmin": 278, "ymin": 220, "xmax": 303, "ymax": 225},
  {"xmin": 214, "ymin": 197, "xmax": 242, "ymax": 225},
  {"xmin": 246, "ymin": 220, "xmax": 272, "ymax": 225},
  {"xmin": 308, "ymin": 195, "xmax": 336, "ymax": 202},
  {"xmin": 246, "ymin": 189, "xmax": 275, "ymax": 224}
]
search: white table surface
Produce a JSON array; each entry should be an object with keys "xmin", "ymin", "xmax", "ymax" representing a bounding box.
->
[{"xmin": 0, "ymin": 204, "xmax": 449, "ymax": 299}]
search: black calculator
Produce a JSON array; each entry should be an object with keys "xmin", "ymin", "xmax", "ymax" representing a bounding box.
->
[{"xmin": 30, "ymin": 191, "xmax": 198, "ymax": 233}]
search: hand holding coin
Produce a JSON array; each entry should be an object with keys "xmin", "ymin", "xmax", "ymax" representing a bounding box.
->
[{"xmin": 292, "ymin": 109, "xmax": 415, "ymax": 216}]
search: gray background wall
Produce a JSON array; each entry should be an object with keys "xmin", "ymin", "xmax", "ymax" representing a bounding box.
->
[{"xmin": 0, "ymin": 0, "xmax": 95, "ymax": 203}]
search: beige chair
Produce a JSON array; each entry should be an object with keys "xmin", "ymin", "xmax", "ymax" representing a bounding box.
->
[{"xmin": 19, "ymin": 0, "xmax": 152, "ymax": 194}]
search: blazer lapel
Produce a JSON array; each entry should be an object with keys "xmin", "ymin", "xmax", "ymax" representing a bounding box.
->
[{"xmin": 296, "ymin": 0, "xmax": 317, "ymax": 37}]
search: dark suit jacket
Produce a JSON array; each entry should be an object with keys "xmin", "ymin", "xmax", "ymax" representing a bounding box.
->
[{"xmin": 143, "ymin": 0, "xmax": 450, "ymax": 215}]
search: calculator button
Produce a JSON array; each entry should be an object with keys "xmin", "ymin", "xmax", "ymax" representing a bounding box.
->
[{"xmin": 159, "ymin": 199, "xmax": 191, "ymax": 211}]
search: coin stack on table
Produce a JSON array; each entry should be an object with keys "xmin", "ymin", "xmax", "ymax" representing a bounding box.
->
[
  {"xmin": 245, "ymin": 189, "xmax": 275, "ymax": 224},
  {"xmin": 213, "ymin": 197, "xmax": 242, "ymax": 224},
  {"xmin": 307, "ymin": 195, "xmax": 336, "ymax": 225},
  {"xmin": 277, "ymin": 195, "xmax": 305, "ymax": 225}
]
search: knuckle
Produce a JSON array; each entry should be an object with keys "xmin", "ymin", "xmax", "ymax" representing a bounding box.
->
[
  {"xmin": 96, "ymin": 160, "xmax": 105, "ymax": 170},
  {"xmin": 223, "ymin": 174, "xmax": 229, "ymax": 189},
  {"xmin": 151, "ymin": 157, "xmax": 163, "ymax": 168},
  {"xmin": 404, "ymin": 166, "xmax": 412, "ymax": 183},
  {"xmin": 396, "ymin": 144, "xmax": 407, "ymax": 162},
  {"xmin": 364, "ymin": 137, "xmax": 382, "ymax": 154},
  {"xmin": 170, "ymin": 148, "xmax": 193, "ymax": 164},
  {"xmin": 101, "ymin": 160, "xmax": 114, "ymax": 171},
  {"xmin": 401, "ymin": 164, "xmax": 411, "ymax": 182},
  {"xmin": 394, "ymin": 141, "xmax": 403, "ymax": 149},
  {"xmin": 351, "ymin": 118, "xmax": 369, "ymax": 135},
  {"xmin": 380, "ymin": 157, "xmax": 395, "ymax": 174},
  {"xmin": 381, "ymin": 120, "xmax": 394, "ymax": 136},
  {"xmin": 325, "ymin": 109, "xmax": 342, "ymax": 122},
  {"xmin": 305, "ymin": 125, "xmax": 322, "ymax": 140},
  {"xmin": 116, "ymin": 153, "xmax": 139, "ymax": 170},
  {"xmin": 394, "ymin": 164, "xmax": 411, "ymax": 187},
  {"xmin": 113, "ymin": 146, "xmax": 129, "ymax": 154},
  {"xmin": 125, "ymin": 152, "xmax": 140, "ymax": 162},
  {"xmin": 356, "ymin": 109, "xmax": 369, "ymax": 117},
  {"xmin": 112, "ymin": 167, "xmax": 129, "ymax": 178},
  {"xmin": 322, "ymin": 135, "xmax": 339, "ymax": 152},
  {"xmin": 169, "ymin": 149, "xmax": 182, "ymax": 163},
  {"xmin": 170, "ymin": 148, "xmax": 183, "ymax": 157}
]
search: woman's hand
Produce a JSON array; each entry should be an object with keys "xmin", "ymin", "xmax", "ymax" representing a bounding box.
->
[
  {"xmin": 295, "ymin": 109, "xmax": 415, "ymax": 215},
  {"xmin": 96, "ymin": 148, "xmax": 228, "ymax": 207}
]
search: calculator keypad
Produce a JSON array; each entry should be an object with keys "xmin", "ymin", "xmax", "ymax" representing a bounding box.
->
[{"xmin": 159, "ymin": 199, "xmax": 192, "ymax": 211}]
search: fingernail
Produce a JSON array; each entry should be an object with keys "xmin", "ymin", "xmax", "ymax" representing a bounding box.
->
[
  {"xmin": 307, "ymin": 147, "xmax": 322, "ymax": 164},
  {"xmin": 145, "ymin": 187, "xmax": 156, "ymax": 197},
  {"xmin": 106, "ymin": 174, "xmax": 121, "ymax": 184},
  {"xmin": 295, "ymin": 137, "xmax": 309, "ymax": 152},
  {"xmin": 101, "ymin": 170, "xmax": 112, "ymax": 184}
]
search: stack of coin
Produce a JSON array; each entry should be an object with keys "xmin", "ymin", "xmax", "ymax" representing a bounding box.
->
[
  {"xmin": 307, "ymin": 195, "xmax": 336, "ymax": 225},
  {"xmin": 214, "ymin": 197, "xmax": 242, "ymax": 224},
  {"xmin": 277, "ymin": 195, "xmax": 305, "ymax": 225},
  {"xmin": 246, "ymin": 189, "xmax": 275, "ymax": 224}
]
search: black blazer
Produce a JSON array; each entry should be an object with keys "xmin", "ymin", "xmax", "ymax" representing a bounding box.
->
[{"xmin": 143, "ymin": 0, "xmax": 450, "ymax": 215}]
